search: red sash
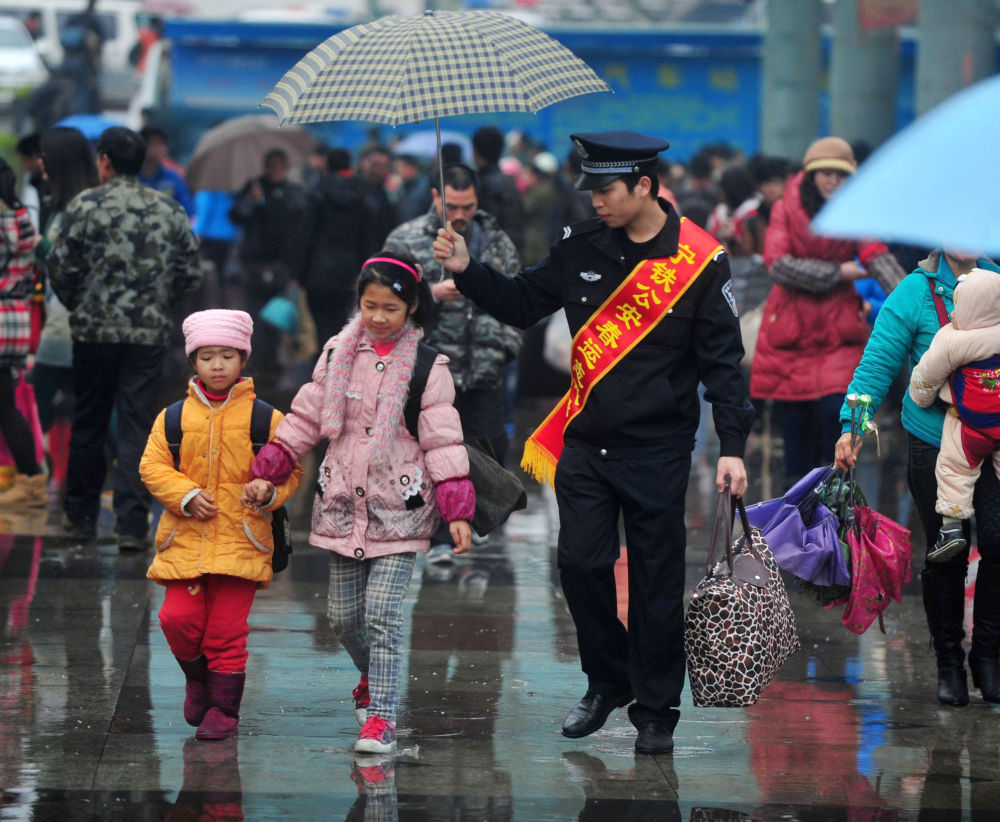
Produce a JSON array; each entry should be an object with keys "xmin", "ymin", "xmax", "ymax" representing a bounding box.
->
[{"xmin": 521, "ymin": 219, "xmax": 723, "ymax": 485}]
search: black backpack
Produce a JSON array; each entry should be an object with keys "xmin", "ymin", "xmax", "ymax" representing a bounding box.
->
[{"xmin": 163, "ymin": 398, "xmax": 292, "ymax": 573}]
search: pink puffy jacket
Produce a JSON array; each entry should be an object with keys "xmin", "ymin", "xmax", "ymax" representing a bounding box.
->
[{"xmin": 268, "ymin": 335, "xmax": 471, "ymax": 560}]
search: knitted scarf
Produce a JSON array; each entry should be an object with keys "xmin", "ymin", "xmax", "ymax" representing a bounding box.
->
[{"xmin": 321, "ymin": 314, "xmax": 423, "ymax": 466}]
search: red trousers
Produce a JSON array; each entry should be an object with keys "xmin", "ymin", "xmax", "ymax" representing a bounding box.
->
[{"xmin": 159, "ymin": 575, "xmax": 257, "ymax": 673}]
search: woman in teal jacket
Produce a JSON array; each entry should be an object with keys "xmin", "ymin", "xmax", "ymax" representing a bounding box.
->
[{"xmin": 836, "ymin": 250, "xmax": 1000, "ymax": 707}]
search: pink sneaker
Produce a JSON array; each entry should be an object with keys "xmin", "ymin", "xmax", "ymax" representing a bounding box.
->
[
  {"xmin": 355, "ymin": 715, "xmax": 396, "ymax": 754},
  {"xmin": 352, "ymin": 675, "xmax": 370, "ymax": 726}
]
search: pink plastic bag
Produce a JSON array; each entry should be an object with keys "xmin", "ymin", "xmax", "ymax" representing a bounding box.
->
[{"xmin": 841, "ymin": 506, "xmax": 913, "ymax": 635}]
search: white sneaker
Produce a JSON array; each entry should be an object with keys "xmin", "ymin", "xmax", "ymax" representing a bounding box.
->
[{"xmin": 426, "ymin": 543, "xmax": 456, "ymax": 566}]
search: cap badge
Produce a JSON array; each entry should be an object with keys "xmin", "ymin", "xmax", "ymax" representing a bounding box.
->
[
  {"xmin": 579, "ymin": 271, "xmax": 602, "ymax": 283},
  {"xmin": 573, "ymin": 138, "xmax": 588, "ymax": 158}
]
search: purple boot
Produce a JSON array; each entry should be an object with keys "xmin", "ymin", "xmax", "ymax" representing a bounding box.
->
[
  {"xmin": 196, "ymin": 671, "xmax": 246, "ymax": 741},
  {"xmin": 176, "ymin": 655, "xmax": 209, "ymax": 727}
]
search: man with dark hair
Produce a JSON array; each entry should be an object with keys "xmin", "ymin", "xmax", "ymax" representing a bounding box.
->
[
  {"xmin": 471, "ymin": 125, "xmax": 526, "ymax": 257},
  {"xmin": 15, "ymin": 133, "xmax": 48, "ymax": 231},
  {"xmin": 675, "ymin": 150, "xmax": 717, "ymax": 229},
  {"xmin": 60, "ymin": 0, "xmax": 105, "ymax": 113},
  {"xmin": 385, "ymin": 163, "xmax": 521, "ymax": 558},
  {"xmin": 299, "ymin": 146, "xmax": 375, "ymax": 345},
  {"xmin": 433, "ymin": 130, "xmax": 754, "ymax": 755},
  {"xmin": 229, "ymin": 148, "xmax": 308, "ymax": 366},
  {"xmin": 393, "ymin": 153, "xmax": 431, "ymax": 224},
  {"xmin": 139, "ymin": 126, "xmax": 194, "ymax": 217},
  {"xmin": 47, "ymin": 126, "xmax": 203, "ymax": 551},
  {"xmin": 357, "ymin": 144, "xmax": 398, "ymax": 248}
]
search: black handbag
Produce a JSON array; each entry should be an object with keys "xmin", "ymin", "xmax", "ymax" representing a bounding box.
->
[
  {"xmin": 464, "ymin": 436, "xmax": 527, "ymax": 535},
  {"xmin": 404, "ymin": 345, "xmax": 527, "ymax": 535}
]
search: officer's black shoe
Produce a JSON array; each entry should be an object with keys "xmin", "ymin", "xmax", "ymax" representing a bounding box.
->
[
  {"xmin": 561, "ymin": 690, "xmax": 633, "ymax": 738},
  {"xmin": 634, "ymin": 721, "xmax": 674, "ymax": 755}
]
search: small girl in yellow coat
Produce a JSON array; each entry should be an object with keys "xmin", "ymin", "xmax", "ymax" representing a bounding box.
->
[{"xmin": 140, "ymin": 310, "xmax": 302, "ymax": 740}]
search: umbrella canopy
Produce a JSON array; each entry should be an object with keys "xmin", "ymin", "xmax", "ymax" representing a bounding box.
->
[
  {"xmin": 185, "ymin": 114, "xmax": 316, "ymax": 192},
  {"xmin": 813, "ymin": 73, "xmax": 1000, "ymax": 254},
  {"xmin": 55, "ymin": 113, "xmax": 127, "ymax": 141},
  {"xmin": 262, "ymin": 10, "xmax": 610, "ymax": 126}
]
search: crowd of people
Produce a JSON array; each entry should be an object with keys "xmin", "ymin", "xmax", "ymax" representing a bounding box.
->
[{"xmin": 1, "ymin": 115, "xmax": 997, "ymax": 760}]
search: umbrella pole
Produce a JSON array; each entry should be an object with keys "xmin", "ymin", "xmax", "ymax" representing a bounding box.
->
[{"xmin": 436, "ymin": 116, "xmax": 448, "ymax": 283}]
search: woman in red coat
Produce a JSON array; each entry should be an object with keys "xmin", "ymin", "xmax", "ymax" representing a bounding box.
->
[{"xmin": 750, "ymin": 137, "xmax": 904, "ymax": 481}]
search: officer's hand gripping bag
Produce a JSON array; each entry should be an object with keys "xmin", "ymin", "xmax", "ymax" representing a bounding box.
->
[{"xmin": 684, "ymin": 488, "xmax": 799, "ymax": 706}]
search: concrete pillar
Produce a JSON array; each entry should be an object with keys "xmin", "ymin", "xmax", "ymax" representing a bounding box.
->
[
  {"xmin": 761, "ymin": 0, "xmax": 823, "ymax": 161},
  {"xmin": 917, "ymin": 0, "xmax": 997, "ymax": 115},
  {"xmin": 829, "ymin": 0, "xmax": 899, "ymax": 149}
]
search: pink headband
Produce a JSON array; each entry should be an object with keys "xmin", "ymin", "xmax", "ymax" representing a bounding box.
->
[{"xmin": 363, "ymin": 257, "xmax": 420, "ymax": 281}]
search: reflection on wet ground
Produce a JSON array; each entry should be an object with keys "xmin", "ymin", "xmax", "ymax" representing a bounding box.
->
[{"xmin": 2, "ymin": 408, "xmax": 1000, "ymax": 820}]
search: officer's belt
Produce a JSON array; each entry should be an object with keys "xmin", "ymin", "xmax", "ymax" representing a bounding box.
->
[{"xmin": 521, "ymin": 218, "xmax": 722, "ymax": 486}]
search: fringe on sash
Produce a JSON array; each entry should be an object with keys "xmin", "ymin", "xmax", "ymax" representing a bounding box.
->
[{"xmin": 520, "ymin": 438, "xmax": 558, "ymax": 487}]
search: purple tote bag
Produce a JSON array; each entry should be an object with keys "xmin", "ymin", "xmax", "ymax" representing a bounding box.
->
[{"xmin": 744, "ymin": 466, "xmax": 851, "ymax": 588}]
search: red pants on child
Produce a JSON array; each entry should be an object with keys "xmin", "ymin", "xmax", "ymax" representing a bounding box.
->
[{"xmin": 159, "ymin": 575, "xmax": 257, "ymax": 673}]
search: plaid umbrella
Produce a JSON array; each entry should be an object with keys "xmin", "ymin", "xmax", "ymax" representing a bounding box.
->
[{"xmin": 262, "ymin": 10, "xmax": 610, "ymax": 127}]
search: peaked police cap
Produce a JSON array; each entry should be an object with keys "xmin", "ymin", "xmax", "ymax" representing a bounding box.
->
[{"xmin": 570, "ymin": 130, "xmax": 669, "ymax": 190}]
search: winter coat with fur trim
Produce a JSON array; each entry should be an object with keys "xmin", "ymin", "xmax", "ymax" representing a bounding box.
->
[
  {"xmin": 141, "ymin": 378, "xmax": 303, "ymax": 587},
  {"xmin": 273, "ymin": 321, "xmax": 470, "ymax": 559}
]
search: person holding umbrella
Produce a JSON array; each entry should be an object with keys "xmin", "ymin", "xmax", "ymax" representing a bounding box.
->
[
  {"xmin": 836, "ymin": 250, "xmax": 1000, "ymax": 706},
  {"xmin": 433, "ymin": 130, "xmax": 754, "ymax": 755}
]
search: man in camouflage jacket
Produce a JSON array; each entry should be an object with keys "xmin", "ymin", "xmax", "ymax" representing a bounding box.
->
[
  {"xmin": 48, "ymin": 127, "xmax": 202, "ymax": 550},
  {"xmin": 384, "ymin": 163, "xmax": 521, "ymax": 465}
]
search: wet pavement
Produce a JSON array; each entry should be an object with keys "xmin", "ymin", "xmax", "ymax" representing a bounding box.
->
[{"xmin": 2, "ymin": 419, "xmax": 1000, "ymax": 820}]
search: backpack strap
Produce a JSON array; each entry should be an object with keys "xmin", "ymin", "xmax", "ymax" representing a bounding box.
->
[
  {"xmin": 250, "ymin": 399, "xmax": 275, "ymax": 455},
  {"xmin": 926, "ymin": 277, "xmax": 957, "ymax": 414},
  {"xmin": 403, "ymin": 343, "xmax": 440, "ymax": 441},
  {"xmin": 165, "ymin": 398, "xmax": 275, "ymax": 467},
  {"xmin": 164, "ymin": 400, "xmax": 185, "ymax": 470},
  {"xmin": 927, "ymin": 276, "xmax": 950, "ymax": 327}
]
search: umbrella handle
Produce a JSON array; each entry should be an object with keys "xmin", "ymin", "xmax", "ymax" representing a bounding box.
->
[{"xmin": 435, "ymin": 117, "xmax": 449, "ymax": 285}]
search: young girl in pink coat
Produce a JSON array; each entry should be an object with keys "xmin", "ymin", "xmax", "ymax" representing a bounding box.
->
[{"xmin": 247, "ymin": 251, "xmax": 475, "ymax": 755}]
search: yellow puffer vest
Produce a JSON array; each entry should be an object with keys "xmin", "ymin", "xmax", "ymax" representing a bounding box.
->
[{"xmin": 140, "ymin": 378, "xmax": 302, "ymax": 587}]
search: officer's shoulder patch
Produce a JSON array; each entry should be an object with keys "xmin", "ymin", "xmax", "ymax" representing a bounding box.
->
[
  {"xmin": 721, "ymin": 279, "xmax": 739, "ymax": 318},
  {"xmin": 558, "ymin": 216, "xmax": 603, "ymax": 241}
]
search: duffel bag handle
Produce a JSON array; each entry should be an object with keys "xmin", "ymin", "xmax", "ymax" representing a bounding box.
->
[
  {"xmin": 734, "ymin": 495, "xmax": 754, "ymax": 545},
  {"xmin": 704, "ymin": 479, "xmax": 735, "ymax": 577}
]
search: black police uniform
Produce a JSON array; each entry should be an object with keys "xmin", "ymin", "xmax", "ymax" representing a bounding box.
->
[{"xmin": 453, "ymin": 133, "xmax": 754, "ymax": 733}]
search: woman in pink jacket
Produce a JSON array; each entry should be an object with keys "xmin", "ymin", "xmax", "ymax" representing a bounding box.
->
[{"xmin": 248, "ymin": 251, "xmax": 475, "ymax": 756}]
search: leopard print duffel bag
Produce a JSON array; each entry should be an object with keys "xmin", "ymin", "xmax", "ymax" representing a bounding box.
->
[{"xmin": 685, "ymin": 490, "xmax": 799, "ymax": 707}]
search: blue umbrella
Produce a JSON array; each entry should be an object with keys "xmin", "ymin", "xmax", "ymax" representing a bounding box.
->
[
  {"xmin": 813, "ymin": 73, "xmax": 1000, "ymax": 254},
  {"xmin": 55, "ymin": 113, "xmax": 127, "ymax": 141},
  {"xmin": 394, "ymin": 130, "xmax": 473, "ymax": 165}
]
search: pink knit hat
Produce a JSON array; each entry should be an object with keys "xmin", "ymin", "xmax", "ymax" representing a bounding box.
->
[{"xmin": 183, "ymin": 309, "xmax": 253, "ymax": 356}]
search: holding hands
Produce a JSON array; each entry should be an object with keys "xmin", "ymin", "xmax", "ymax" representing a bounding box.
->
[
  {"xmin": 186, "ymin": 491, "xmax": 219, "ymax": 522},
  {"xmin": 241, "ymin": 478, "xmax": 276, "ymax": 509},
  {"xmin": 450, "ymin": 519, "xmax": 472, "ymax": 555}
]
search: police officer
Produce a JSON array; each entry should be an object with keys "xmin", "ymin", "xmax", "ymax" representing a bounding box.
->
[{"xmin": 433, "ymin": 130, "xmax": 754, "ymax": 755}]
